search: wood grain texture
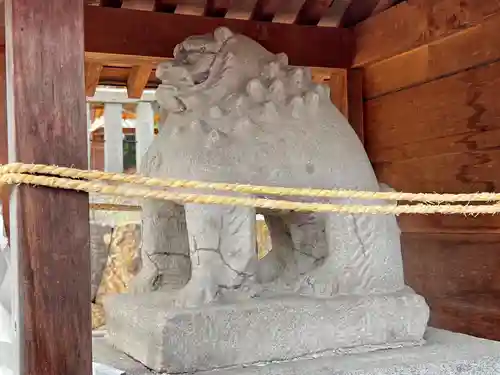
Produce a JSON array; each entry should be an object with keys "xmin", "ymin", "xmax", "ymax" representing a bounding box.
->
[
  {"xmin": 365, "ymin": 60, "xmax": 500, "ymax": 163},
  {"xmin": 347, "ymin": 69, "xmax": 364, "ymax": 144},
  {"xmin": 85, "ymin": 61, "xmax": 103, "ymax": 96},
  {"xmin": 328, "ymin": 69, "xmax": 364, "ymax": 143},
  {"xmin": 402, "ymin": 233, "xmax": 500, "ymax": 298},
  {"xmin": 84, "ymin": 5, "xmax": 355, "ymax": 68},
  {"xmin": 428, "ymin": 292, "xmax": 500, "ymax": 340},
  {"xmin": 328, "ymin": 69, "xmax": 348, "ymax": 116},
  {"xmin": 5, "ymin": 1, "xmax": 91, "ymax": 375},
  {"xmin": 100, "ymin": 66, "xmax": 159, "ymax": 88},
  {"xmin": 363, "ymin": 11, "xmax": 500, "ymax": 99},
  {"xmin": 353, "ymin": 0, "xmax": 500, "ymax": 67},
  {"xmin": 398, "ymin": 214, "xmax": 500, "ymax": 234},
  {"xmin": 126, "ymin": 64, "xmax": 153, "ymax": 98}
]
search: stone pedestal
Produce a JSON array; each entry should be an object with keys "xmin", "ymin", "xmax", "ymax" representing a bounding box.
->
[
  {"xmin": 104, "ymin": 289, "xmax": 429, "ymax": 374},
  {"xmin": 93, "ymin": 328, "xmax": 500, "ymax": 375}
]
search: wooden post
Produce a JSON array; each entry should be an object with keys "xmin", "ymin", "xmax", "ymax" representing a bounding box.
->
[
  {"xmin": 5, "ymin": 1, "xmax": 91, "ymax": 375},
  {"xmin": 329, "ymin": 68, "xmax": 365, "ymax": 144},
  {"xmin": 135, "ymin": 102, "xmax": 155, "ymax": 172},
  {"xmin": 104, "ymin": 103, "xmax": 124, "ymax": 172}
]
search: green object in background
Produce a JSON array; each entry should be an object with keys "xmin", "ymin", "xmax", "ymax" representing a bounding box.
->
[{"xmin": 123, "ymin": 134, "xmax": 136, "ymax": 171}]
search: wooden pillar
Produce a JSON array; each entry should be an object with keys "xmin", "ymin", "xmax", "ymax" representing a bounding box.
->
[
  {"xmin": 5, "ymin": 1, "xmax": 91, "ymax": 375},
  {"xmin": 104, "ymin": 103, "xmax": 124, "ymax": 172},
  {"xmin": 135, "ymin": 102, "xmax": 155, "ymax": 172},
  {"xmin": 329, "ymin": 68, "xmax": 364, "ymax": 144},
  {"xmin": 0, "ymin": 47, "xmax": 8, "ymax": 238}
]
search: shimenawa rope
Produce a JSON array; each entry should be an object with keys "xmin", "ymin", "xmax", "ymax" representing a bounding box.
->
[{"xmin": 1, "ymin": 163, "xmax": 500, "ymax": 215}]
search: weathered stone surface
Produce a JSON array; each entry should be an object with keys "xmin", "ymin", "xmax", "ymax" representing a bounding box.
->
[
  {"xmin": 93, "ymin": 328, "xmax": 500, "ymax": 375},
  {"xmin": 91, "ymin": 223, "xmax": 113, "ymax": 301},
  {"xmin": 104, "ymin": 289, "xmax": 429, "ymax": 373}
]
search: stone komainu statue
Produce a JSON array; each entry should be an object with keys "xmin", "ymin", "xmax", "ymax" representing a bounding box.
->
[{"xmin": 125, "ymin": 26, "xmax": 423, "ymax": 309}]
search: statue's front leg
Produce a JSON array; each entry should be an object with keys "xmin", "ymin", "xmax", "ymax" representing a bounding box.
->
[
  {"xmin": 128, "ymin": 199, "xmax": 191, "ymax": 294},
  {"xmin": 173, "ymin": 203, "xmax": 258, "ymax": 307}
]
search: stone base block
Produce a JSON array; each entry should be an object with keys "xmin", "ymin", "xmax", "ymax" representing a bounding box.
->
[
  {"xmin": 93, "ymin": 328, "xmax": 500, "ymax": 375},
  {"xmin": 103, "ymin": 289, "xmax": 429, "ymax": 373}
]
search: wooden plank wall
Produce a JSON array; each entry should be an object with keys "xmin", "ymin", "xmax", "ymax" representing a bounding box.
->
[{"xmin": 355, "ymin": 0, "xmax": 500, "ymax": 339}]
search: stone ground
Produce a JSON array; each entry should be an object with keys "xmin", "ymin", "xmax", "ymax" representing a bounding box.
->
[{"xmin": 93, "ymin": 328, "xmax": 500, "ymax": 375}]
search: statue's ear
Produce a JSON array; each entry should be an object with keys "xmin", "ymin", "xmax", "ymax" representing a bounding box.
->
[{"xmin": 214, "ymin": 27, "xmax": 233, "ymax": 43}]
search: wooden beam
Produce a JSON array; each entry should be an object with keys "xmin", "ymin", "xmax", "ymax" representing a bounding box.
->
[
  {"xmin": 294, "ymin": 0, "xmax": 335, "ymax": 25},
  {"xmin": 100, "ymin": 0, "xmax": 123, "ymax": 7},
  {"xmin": 353, "ymin": 0, "xmax": 500, "ymax": 67},
  {"xmin": 363, "ymin": 10, "xmax": 500, "ymax": 99},
  {"xmin": 5, "ymin": 2, "xmax": 91, "ymax": 375},
  {"xmin": 329, "ymin": 69, "xmax": 364, "ymax": 143},
  {"xmin": 126, "ymin": 65, "xmax": 153, "ymax": 98},
  {"xmin": 85, "ymin": 61, "xmax": 103, "ymax": 97},
  {"xmin": 84, "ymin": 5, "xmax": 354, "ymax": 68}
]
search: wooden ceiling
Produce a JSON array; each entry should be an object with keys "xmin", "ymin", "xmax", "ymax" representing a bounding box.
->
[
  {"xmin": 86, "ymin": 0, "xmax": 401, "ymax": 26},
  {"xmin": 84, "ymin": 0, "xmax": 403, "ymax": 98}
]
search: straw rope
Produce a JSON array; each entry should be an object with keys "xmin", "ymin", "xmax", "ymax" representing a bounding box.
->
[{"xmin": 1, "ymin": 162, "xmax": 500, "ymax": 215}]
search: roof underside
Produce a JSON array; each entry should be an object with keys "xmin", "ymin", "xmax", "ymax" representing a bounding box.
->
[{"xmin": 82, "ymin": 0, "xmax": 403, "ymax": 97}]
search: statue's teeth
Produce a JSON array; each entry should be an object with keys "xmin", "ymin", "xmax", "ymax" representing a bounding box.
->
[
  {"xmin": 247, "ymin": 79, "xmax": 266, "ymax": 102},
  {"xmin": 291, "ymin": 68, "xmax": 305, "ymax": 88},
  {"xmin": 269, "ymin": 79, "xmax": 285, "ymax": 102},
  {"xmin": 266, "ymin": 61, "xmax": 281, "ymax": 79}
]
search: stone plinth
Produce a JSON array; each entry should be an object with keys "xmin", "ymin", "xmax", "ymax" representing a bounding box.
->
[
  {"xmin": 93, "ymin": 328, "xmax": 500, "ymax": 375},
  {"xmin": 104, "ymin": 289, "xmax": 429, "ymax": 374}
]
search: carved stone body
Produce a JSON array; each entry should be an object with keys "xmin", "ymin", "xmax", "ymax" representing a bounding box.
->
[
  {"xmin": 129, "ymin": 27, "xmax": 409, "ymax": 306},
  {"xmin": 104, "ymin": 27, "xmax": 429, "ymax": 373}
]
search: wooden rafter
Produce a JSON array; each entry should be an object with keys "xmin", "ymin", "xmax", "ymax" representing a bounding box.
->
[
  {"xmin": 127, "ymin": 64, "xmax": 154, "ymax": 98},
  {"xmin": 295, "ymin": 0, "xmax": 333, "ymax": 25},
  {"xmin": 204, "ymin": 0, "xmax": 233, "ymax": 17},
  {"xmin": 84, "ymin": 5, "xmax": 355, "ymax": 68},
  {"xmin": 341, "ymin": 0, "xmax": 399, "ymax": 27},
  {"xmin": 250, "ymin": 0, "xmax": 284, "ymax": 21},
  {"xmin": 85, "ymin": 61, "xmax": 104, "ymax": 96}
]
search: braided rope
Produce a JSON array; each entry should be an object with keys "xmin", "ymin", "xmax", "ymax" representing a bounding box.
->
[
  {"xmin": 1, "ymin": 163, "xmax": 500, "ymax": 215},
  {"xmin": 2, "ymin": 163, "xmax": 500, "ymax": 203}
]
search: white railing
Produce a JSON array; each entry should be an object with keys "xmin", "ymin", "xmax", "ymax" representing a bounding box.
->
[{"xmin": 86, "ymin": 87, "xmax": 157, "ymax": 173}]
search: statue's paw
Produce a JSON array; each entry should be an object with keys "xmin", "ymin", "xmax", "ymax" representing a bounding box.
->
[
  {"xmin": 128, "ymin": 269, "xmax": 159, "ymax": 295},
  {"xmin": 170, "ymin": 280, "xmax": 218, "ymax": 309},
  {"xmin": 297, "ymin": 272, "xmax": 339, "ymax": 297}
]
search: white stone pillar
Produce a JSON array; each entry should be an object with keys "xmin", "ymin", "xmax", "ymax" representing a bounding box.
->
[
  {"xmin": 87, "ymin": 102, "xmax": 91, "ymax": 168},
  {"xmin": 103, "ymin": 103, "xmax": 124, "ymax": 173},
  {"xmin": 135, "ymin": 102, "xmax": 155, "ymax": 172}
]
